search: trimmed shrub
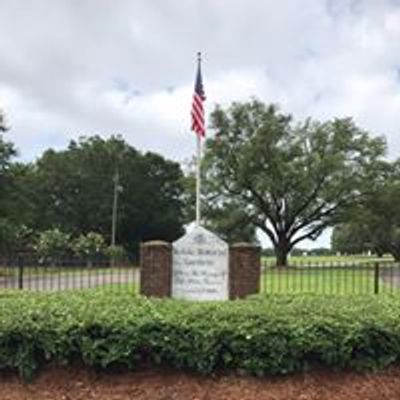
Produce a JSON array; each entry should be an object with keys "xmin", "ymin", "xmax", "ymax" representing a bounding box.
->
[{"xmin": 1, "ymin": 292, "xmax": 400, "ymax": 379}]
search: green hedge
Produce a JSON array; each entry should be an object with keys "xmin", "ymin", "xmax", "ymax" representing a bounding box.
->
[{"xmin": 1, "ymin": 290, "xmax": 400, "ymax": 379}]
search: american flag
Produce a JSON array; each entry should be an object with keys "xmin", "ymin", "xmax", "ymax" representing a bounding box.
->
[{"xmin": 191, "ymin": 54, "xmax": 206, "ymax": 137}]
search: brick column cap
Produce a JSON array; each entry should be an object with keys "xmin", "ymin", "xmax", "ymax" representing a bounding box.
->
[{"xmin": 141, "ymin": 240, "xmax": 171, "ymax": 248}]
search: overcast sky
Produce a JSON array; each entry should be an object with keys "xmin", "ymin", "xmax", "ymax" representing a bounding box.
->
[{"xmin": 1, "ymin": 0, "xmax": 400, "ymax": 248}]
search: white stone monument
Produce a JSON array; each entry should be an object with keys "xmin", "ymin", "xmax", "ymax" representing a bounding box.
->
[{"xmin": 172, "ymin": 225, "xmax": 229, "ymax": 301}]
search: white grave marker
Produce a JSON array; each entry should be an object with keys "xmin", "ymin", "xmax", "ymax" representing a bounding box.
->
[{"xmin": 172, "ymin": 225, "xmax": 229, "ymax": 301}]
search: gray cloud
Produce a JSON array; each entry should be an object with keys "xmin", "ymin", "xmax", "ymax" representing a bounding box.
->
[{"xmin": 1, "ymin": 0, "xmax": 400, "ymax": 247}]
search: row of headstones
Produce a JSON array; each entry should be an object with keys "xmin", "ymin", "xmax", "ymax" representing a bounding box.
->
[{"xmin": 140, "ymin": 226, "xmax": 261, "ymax": 300}]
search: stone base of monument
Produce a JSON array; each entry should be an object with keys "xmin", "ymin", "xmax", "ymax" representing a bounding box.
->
[{"xmin": 140, "ymin": 226, "xmax": 260, "ymax": 300}]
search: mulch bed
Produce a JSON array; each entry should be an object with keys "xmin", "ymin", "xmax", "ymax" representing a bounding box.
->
[{"xmin": 2, "ymin": 365, "xmax": 400, "ymax": 400}]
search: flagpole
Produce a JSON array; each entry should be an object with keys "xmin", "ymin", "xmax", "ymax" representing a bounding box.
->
[
  {"xmin": 196, "ymin": 131, "xmax": 201, "ymax": 226},
  {"xmin": 193, "ymin": 51, "xmax": 204, "ymax": 227}
]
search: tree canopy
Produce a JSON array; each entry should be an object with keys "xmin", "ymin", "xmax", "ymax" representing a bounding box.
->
[
  {"xmin": 203, "ymin": 100, "xmax": 386, "ymax": 265},
  {"xmin": 0, "ymin": 110, "xmax": 8, "ymax": 132},
  {"xmin": 332, "ymin": 160, "xmax": 400, "ymax": 260},
  {"xmin": 331, "ymin": 223, "xmax": 372, "ymax": 255},
  {"xmin": 181, "ymin": 162, "xmax": 257, "ymax": 243},
  {"xmin": 32, "ymin": 136, "xmax": 185, "ymax": 253},
  {"xmin": 0, "ymin": 109, "xmax": 20, "ymax": 252},
  {"xmin": 1, "ymin": 135, "xmax": 185, "ymax": 256}
]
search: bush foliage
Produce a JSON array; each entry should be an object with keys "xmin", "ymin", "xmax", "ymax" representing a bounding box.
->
[
  {"xmin": 34, "ymin": 228, "xmax": 71, "ymax": 261},
  {"xmin": 1, "ymin": 291, "xmax": 400, "ymax": 379},
  {"xmin": 73, "ymin": 231, "xmax": 106, "ymax": 258}
]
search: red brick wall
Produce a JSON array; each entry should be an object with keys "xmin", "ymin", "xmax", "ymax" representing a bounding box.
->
[
  {"xmin": 140, "ymin": 241, "xmax": 172, "ymax": 298},
  {"xmin": 140, "ymin": 240, "xmax": 261, "ymax": 300},
  {"xmin": 229, "ymin": 243, "xmax": 261, "ymax": 299}
]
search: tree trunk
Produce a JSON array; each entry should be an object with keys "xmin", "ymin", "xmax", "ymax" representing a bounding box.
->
[
  {"xmin": 275, "ymin": 238, "xmax": 290, "ymax": 267},
  {"xmin": 392, "ymin": 254, "xmax": 400, "ymax": 262},
  {"xmin": 374, "ymin": 244, "xmax": 385, "ymax": 258},
  {"xmin": 389, "ymin": 245, "xmax": 400, "ymax": 262},
  {"xmin": 392, "ymin": 250, "xmax": 400, "ymax": 262}
]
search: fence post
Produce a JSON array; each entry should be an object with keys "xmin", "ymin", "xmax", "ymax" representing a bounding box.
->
[
  {"xmin": 17, "ymin": 254, "xmax": 24, "ymax": 290},
  {"xmin": 374, "ymin": 262, "xmax": 379, "ymax": 295}
]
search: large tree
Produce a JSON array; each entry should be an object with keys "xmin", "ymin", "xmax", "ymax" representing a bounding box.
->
[
  {"xmin": 203, "ymin": 100, "xmax": 386, "ymax": 266},
  {"xmin": 181, "ymin": 162, "xmax": 257, "ymax": 243},
  {"xmin": 0, "ymin": 110, "xmax": 17, "ymax": 213},
  {"xmin": 332, "ymin": 160, "xmax": 400, "ymax": 260},
  {"xmin": 30, "ymin": 135, "xmax": 185, "ymax": 254},
  {"xmin": 331, "ymin": 222, "xmax": 372, "ymax": 255},
  {"xmin": 0, "ymin": 109, "xmax": 7, "ymax": 132},
  {"xmin": 204, "ymin": 203, "xmax": 257, "ymax": 243},
  {"xmin": 0, "ymin": 110, "xmax": 28, "ymax": 253},
  {"xmin": 0, "ymin": 110, "xmax": 15, "ymax": 183}
]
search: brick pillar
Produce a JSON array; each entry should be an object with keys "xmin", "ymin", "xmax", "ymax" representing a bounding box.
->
[
  {"xmin": 140, "ymin": 241, "xmax": 172, "ymax": 298},
  {"xmin": 229, "ymin": 243, "xmax": 261, "ymax": 299}
]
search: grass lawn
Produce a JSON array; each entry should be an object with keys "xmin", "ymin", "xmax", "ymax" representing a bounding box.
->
[
  {"xmin": 262, "ymin": 254, "xmax": 393, "ymax": 265},
  {"xmin": 261, "ymin": 265, "xmax": 399, "ymax": 295},
  {"xmin": 260, "ymin": 254, "xmax": 398, "ymax": 295}
]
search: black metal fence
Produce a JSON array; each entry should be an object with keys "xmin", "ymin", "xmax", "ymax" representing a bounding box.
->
[
  {"xmin": 261, "ymin": 260, "xmax": 400, "ymax": 295},
  {"xmin": 2, "ymin": 254, "xmax": 400, "ymax": 296},
  {"xmin": 0, "ymin": 253, "xmax": 139, "ymax": 292}
]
